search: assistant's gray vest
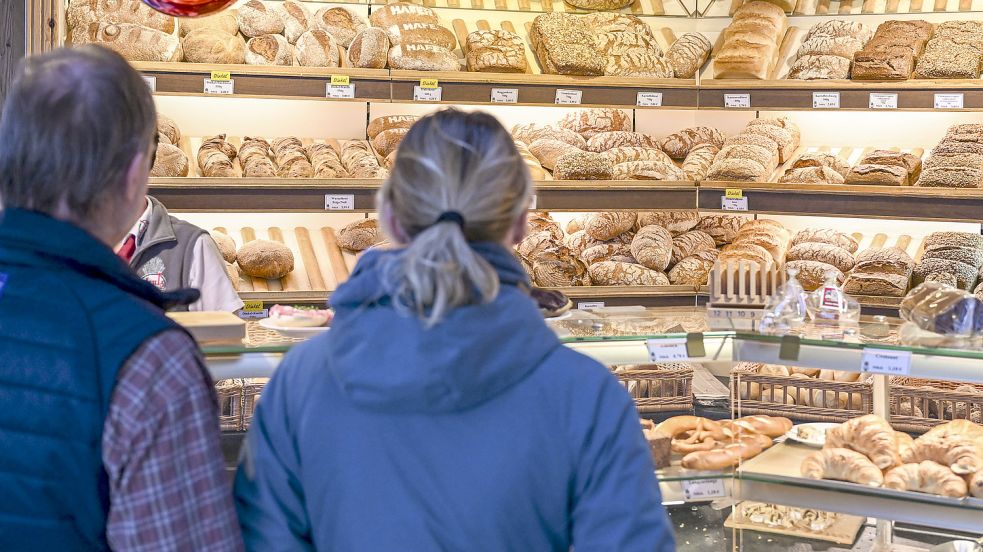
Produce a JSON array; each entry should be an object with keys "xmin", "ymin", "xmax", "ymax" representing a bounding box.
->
[{"xmin": 129, "ymin": 197, "xmax": 205, "ymax": 311}]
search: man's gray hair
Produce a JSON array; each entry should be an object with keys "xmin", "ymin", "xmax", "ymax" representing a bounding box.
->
[{"xmin": 0, "ymin": 45, "xmax": 157, "ymax": 220}]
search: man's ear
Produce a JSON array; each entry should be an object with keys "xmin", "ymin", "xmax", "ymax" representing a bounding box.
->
[{"xmin": 510, "ymin": 211, "xmax": 528, "ymax": 245}]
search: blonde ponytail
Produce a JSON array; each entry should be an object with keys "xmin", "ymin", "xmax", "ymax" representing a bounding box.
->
[{"xmin": 376, "ymin": 109, "xmax": 531, "ymax": 327}]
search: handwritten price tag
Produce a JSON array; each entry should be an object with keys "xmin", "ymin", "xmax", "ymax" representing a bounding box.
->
[
  {"xmin": 646, "ymin": 338, "xmax": 689, "ymax": 362},
  {"xmin": 861, "ymin": 348, "xmax": 911, "ymax": 376},
  {"xmin": 682, "ymin": 479, "xmax": 727, "ymax": 501}
]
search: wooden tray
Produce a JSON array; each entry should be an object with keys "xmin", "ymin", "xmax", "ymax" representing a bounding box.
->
[{"xmin": 724, "ymin": 503, "xmax": 865, "ymax": 545}]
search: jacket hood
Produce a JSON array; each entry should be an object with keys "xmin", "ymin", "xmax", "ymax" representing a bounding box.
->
[{"xmin": 327, "ymin": 242, "xmax": 561, "ymax": 413}]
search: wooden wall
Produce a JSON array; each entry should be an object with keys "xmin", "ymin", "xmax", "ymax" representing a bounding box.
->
[{"xmin": 0, "ymin": 1, "xmax": 28, "ymax": 107}]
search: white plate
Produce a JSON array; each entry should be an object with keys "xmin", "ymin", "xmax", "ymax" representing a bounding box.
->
[
  {"xmin": 259, "ymin": 318, "xmax": 330, "ymax": 339},
  {"xmin": 785, "ymin": 423, "xmax": 840, "ymax": 448}
]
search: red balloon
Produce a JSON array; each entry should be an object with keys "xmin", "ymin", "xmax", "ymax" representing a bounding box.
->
[{"xmin": 141, "ymin": 0, "xmax": 236, "ymax": 17}]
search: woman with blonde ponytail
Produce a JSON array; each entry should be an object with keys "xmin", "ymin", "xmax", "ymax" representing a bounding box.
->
[{"xmin": 235, "ymin": 109, "xmax": 674, "ymax": 552}]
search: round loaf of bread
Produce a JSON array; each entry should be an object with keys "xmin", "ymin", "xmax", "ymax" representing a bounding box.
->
[
  {"xmin": 348, "ymin": 28, "xmax": 390, "ymax": 69},
  {"xmin": 669, "ymin": 249, "xmax": 719, "ymax": 286},
  {"xmin": 636, "ymin": 210, "xmax": 700, "ymax": 235},
  {"xmin": 671, "ymin": 230, "xmax": 716, "ymax": 265},
  {"xmin": 560, "ymin": 109, "xmax": 633, "ymax": 139},
  {"xmin": 211, "ymin": 231, "xmax": 237, "ymax": 263},
  {"xmin": 581, "ymin": 243, "xmax": 631, "ymax": 265},
  {"xmin": 339, "ymin": 218, "xmax": 384, "ymax": 251},
  {"xmin": 368, "ymin": 115, "xmax": 419, "ymax": 140},
  {"xmin": 533, "ymin": 250, "xmax": 590, "ymax": 287},
  {"xmin": 564, "ymin": 230, "xmax": 589, "ymax": 256},
  {"xmin": 527, "ymin": 213, "xmax": 564, "ymax": 242},
  {"xmin": 659, "ymin": 126, "xmax": 725, "ymax": 159},
  {"xmin": 566, "ymin": 215, "xmax": 588, "ymax": 235},
  {"xmin": 314, "ymin": 6, "xmax": 366, "ymax": 48},
  {"xmin": 295, "ymin": 29, "xmax": 340, "ymax": 67},
  {"xmin": 589, "ymin": 261, "xmax": 669, "ymax": 286},
  {"xmin": 564, "ymin": 0, "xmax": 633, "ymax": 9},
  {"xmin": 787, "ymin": 260, "xmax": 844, "ymax": 291},
  {"xmin": 630, "ymin": 225, "xmax": 673, "ymax": 271},
  {"xmin": 182, "ymin": 29, "xmax": 246, "ymax": 64},
  {"xmin": 512, "ymin": 124, "xmax": 587, "ymax": 149},
  {"xmin": 369, "ymin": 3, "xmax": 438, "ymax": 29},
  {"xmin": 518, "ymin": 231, "xmax": 560, "ymax": 260},
  {"xmin": 157, "ymin": 114, "xmax": 181, "ymax": 146},
  {"xmin": 179, "ymin": 11, "xmax": 238, "ymax": 38},
  {"xmin": 245, "ymin": 34, "xmax": 294, "ymax": 66},
  {"xmin": 386, "ymin": 22, "xmax": 457, "ymax": 50},
  {"xmin": 585, "ymin": 211, "xmax": 637, "ymax": 241},
  {"xmin": 275, "ymin": 0, "xmax": 313, "ymax": 44},
  {"xmin": 697, "ymin": 214, "xmax": 747, "ymax": 245},
  {"xmin": 237, "ymin": 0, "xmax": 284, "ymax": 38},
  {"xmin": 150, "ymin": 143, "xmax": 189, "ymax": 177},
  {"xmin": 388, "ymin": 43, "xmax": 458, "ymax": 71},
  {"xmin": 372, "ymin": 128, "xmax": 409, "ymax": 158},
  {"xmin": 529, "ymin": 138, "xmax": 580, "ymax": 171},
  {"xmin": 237, "ymin": 240, "xmax": 295, "ymax": 279}
]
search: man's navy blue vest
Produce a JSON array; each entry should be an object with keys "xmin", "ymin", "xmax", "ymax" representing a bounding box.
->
[{"xmin": 0, "ymin": 209, "xmax": 197, "ymax": 551}]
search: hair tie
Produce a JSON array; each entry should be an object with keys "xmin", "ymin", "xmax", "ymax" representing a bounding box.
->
[{"xmin": 435, "ymin": 211, "xmax": 465, "ymax": 229}]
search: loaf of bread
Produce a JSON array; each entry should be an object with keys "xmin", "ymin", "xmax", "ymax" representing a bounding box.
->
[
  {"xmin": 922, "ymin": 246, "xmax": 983, "ymax": 270},
  {"xmin": 529, "ymin": 139, "xmax": 580, "ymax": 171},
  {"xmin": 743, "ymin": 124, "xmax": 798, "ymax": 163},
  {"xmin": 681, "ymin": 144, "xmax": 719, "ymax": 180},
  {"xmin": 636, "ymin": 210, "xmax": 699, "ymax": 235},
  {"xmin": 847, "ymin": 163, "xmax": 910, "ymax": 186},
  {"xmin": 589, "ymin": 261, "xmax": 669, "ymax": 286},
  {"xmin": 913, "ymin": 258, "xmax": 978, "ymax": 289},
  {"xmin": 385, "ymin": 22, "xmax": 457, "ymax": 51},
  {"xmin": 713, "ymin": 40, "xmax": 779, "ymax": 80},
  {"xmin": 582, "ymin": 243, "xmax": 630, "ymax": 265},
  {"xmin": 372, "ymin": 128, "xmax": 409, "ymax": 158},
  {"xmin": 788, "ymin": 54, "xmax": 852, "ymax": 79},
  {"xmin": 529, "ymin": 14, "xmax": 605, "ymax": 76},
  {"xmin": 717, "ymin": 143, "xmax": 779, "ymax": 170},
  {"xmin": 585, "ymin": 212, "xmax": 637, "ymax": 241},
  {"xmin": 197, "ymin": 134, "xmax": 236, "ymax": 177},
  {"xmin": 308, "ymin": 143, "xmax": 346, "ymax": 178},
  {"xmin": 630, "ymin": 225, "xmax": 674, "ymax": 271},
  {"xmin": 237, "ymin": 0, "xmax": 284, "ymax": 38},
  {"xmin": 518, "ymin": 231, "xmax": 560, "ymax": 260},
  {"xmin": 272, "ymin": 137, "xmax": 314, "ymax": 178},
  {"xmin": 465, "ymin": 30, "xmax": 527, "ymax": 73},
  {"xmin": 853, "ymin": 247, "xmax": 914, "ymax": 276},
  {"xmin": 612, "ymin": 160, "xmax": 686, "ymax": 181},
  {"xmin": 671, "ymin": 230, "xmax": 716, "ymax": 265},
  {"xmin": 150, "ymin": 143, "xmax": 190, "ymax": 177},
  {"xmin": 706, "ymin": 158, "xmax": 769, "ymax": 182},
  {"xmin": 719, "ymin": 243, "xmax": 774, "ymax": 266},
  {"xmin": 338, "ymin": 218, "xmax": 384, "ymax": 251},
  {"xmin": 599, "ymin": 34, "xmax": 672, "ymax": 78},
  {"xmin": 669, "ymin": 249, "xmax": 719, "ymax": 286},
  {"xmin": 553, "ymin": 152, "xmax": 613, "ymax": 180},
  {"xmin": 779, "ymin": 166, "xmax": 845, "ymax": 185},
  {"xmin": 791, "ymin": 152, "xmax": 851, "ymax": 178},
  {"xmin": 844, "ymin": 272, "xmax": 910, "ymax": 297},
  {"xmin": 348, "ymin": 28, "xmax": 390, "ymax": 69},
  {"xmin": 66, "ymin": 0, "xmax": 175, "ymax": 39},
  {"xmin": 75, "ymin": 22, "xmax": 182, "ymax": 62},
  {"xmin": 659, "ymin": 127, "xmax": 725, "ymax": 159},
  {"xmin": 369, "ymin": 3, "xmax": 438, "ymax": 29},
  {"xmin": 533, "ymin": 248, "xmax": 590, "ymax": 287},
  {"xmin": 314, "ymin": 6, "xmax": 366, "ymax": 48},
  {"xmin": 512, "ymin": 124, "xmax": 587, "ymax": 149},
  {"xmin": 587, "ymin": 131, "xmax": 659, "ymax": 153},
  {"xmin": 178, "ymin": 11, "xmax": 237, "ymax": 38},
  {"xmin": 276, "ymin": 0, "xmax": 313, "ymax": 44},
  {"xmin": 341, "ymin": 140, "xmax": 388, "ymax": 179},
  {"xmin": 787, "ymin": 242, "xmax": 855, "ymax": 272},
  {"xmin": 924, "ymin": 153, "xmax": 983, "ymax": 170},
  {"xmin": 797, "ymin": 36, "xmax": 865, "ymax": 59},
  {"xmin": 564, "ymin": 0, "xmax": 634, "ymax": 9},
  {"xmin": 791, "ymin": 228, "xmax": 858, "ymax": 253},
  {"xmin": 665, "ymin": 33, "xmax": 712, "ymax": 79},
  {"xmin": 239, "ymin": 137, "xmax": 277, "ymax": 178},
  {"xmin": 296, "ymin": 29, "xmax": 340, "ymax": 67},
  {"xmin": 927, "ymin": 231, "xmax": 983, "ymax": 251},
  {"xmin": 603, "ymin": 146, "xmax": 673, "ymax": 166},
  {"xmin": 245, "ymin": 34, "xmax": 294, "ymax": 66},
  {"xmin": 807, "ymin": 20, "xmax": 873, "ymax": 42},
  {"xmin": 237, "ymin": 239, "xmax": 295, "ymax": 279},
  {"xmin": 157, "ymin": 114, "xmax": 181, "ymax": 146},
  {"xmin": 212, "ymin": 231, "xmax": 237, "ymax": 264},
  {"xmin": 388, "ymin": 43, "xmax": 458, "ymax": 71},
  {"xmin": 914, "ymin": 40, "xmax": 981, "ymax": 79},
  {"xmin": 787, "ymin": 260, "xmax": 844, "ymax": 291},
  {"xmin": 560, "ymin": 109, "xmax": 633, "ymax": 140},
  {"xmin": 861, "ymin": 150, "xmax": 922, "ymax": 180},
  {"xmin": 367, "ymin": 115, "xmax": 419, "ymax": 140},
  {"xmin": 697, "ymin": 215, "xmax": 747, "ymax": 245},
  {"xmin": 732, "ymin": 231, "xmax": 787, "ymax": 263},
  {"xmin": 851, "ymin": 50, "xmax": 914, "ymax": 80},
  {"xmin": 916, "ymin": 167, "xmax": 983, "ymax": 188}
]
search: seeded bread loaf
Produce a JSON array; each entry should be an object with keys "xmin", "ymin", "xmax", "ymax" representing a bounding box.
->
[
  {"xmin": 554, "ymin": 151, "xmax": 613, "ymax": 180},
  {"xmin": 791, "ymin": 228, "xmax": 859, "ymax": 253},
  {"xmin": 630, "ymin": 225, "xmax": 674, "ymax": 271},
  {"xmin": 787, "ymin": 260, "xmax": 844, "ymax": 291},
  {"xmin": 671, "ymin": 230, "xmax": 716, "ymax": 265},
  {"xmin": 916, "ymin": 167, "xmax": 983, "ymax": 188},
  {"xmin": 636, "ymin": 210, "xmax": 700, "ymax": 235},
  {"xmin": 659, "ymin": 127, "xmax": 725, "ymax": 159},
  {"xmin": 585, "ymin": 211, "xmax": 637, "ymax": 241},
  {"xmin": 529, "ymin": 14, "xmax": 605, "ymax": 76},
  {"xmin": 926, "ymin": 230, "xmax": 983, "ymax": 251},
  {"xmin": 664, "ymin": 32, "xmax": 712, "ymax": 78},
  {"xmin": 151, "ymin": 143, "xmax": 190, "ymax": 178},
  {"xmin": 529, "ymin": 139, "xmax": 581, "ymax": 171},
  {"xmin": 669, "ymin": 249, "xmax": 719, "ymax": 286},
  {"xmin": 922, "ymin": 246, "xmax": 983, "ymax": 269},
  {"xmin": 560, "ymin": 109, "xmax": 633, "ymax": 139},
  {"xmin": 787, "ymin": 242, "xmax": 855, "ymax": 272},
  {"xmin": 913, "ymin": 258, "xmax": 978, "ymax": 289},
  {"xmin": 589, "ymin": 261, "xmax": 669, "ymax": 286}
]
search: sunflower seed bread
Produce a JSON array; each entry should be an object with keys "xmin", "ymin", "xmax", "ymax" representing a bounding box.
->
[{"xmin": 529, "ymin": 14, "xmax": 605, "ymax": 76}]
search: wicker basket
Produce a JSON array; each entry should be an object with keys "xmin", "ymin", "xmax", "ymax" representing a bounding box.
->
[
  {"xmin": 890, "ymin": 377, "xmax": 983, "ymax": 433},
  {"xmin": 612, "ymin": 363, "xmax": 694, "ymax": 413},
  {"xmin": 730, "ymin": 366, "xmax": 873, "ymax": 423},
  {"xmin": 242, "ymin": 378, "xmax": 268, "ymax": 429},
  {"xmin": 214, "ymin": 377, "xmax": 270, "ymax": 431}
]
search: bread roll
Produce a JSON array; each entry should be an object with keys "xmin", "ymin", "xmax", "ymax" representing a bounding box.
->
[
  {"xmin": 465, "ymin": 30, "xmax": 527, "ymax": 73},
  {"xmin": 665, "ymin": 32, "xmax": 712, "ymax": 79},
  {"xmin": 275, "ymin": 0, "xmax": 313, "ymax": 44},
  {"xmin": 237, "ymin": 240, "xmax": 295, "ymax": 279},
  {"xmin": 631, "ymin": 225, "xmax": 673, "ymax": 271},
  {"xmin": 66, "ymin": 0, "xmax": 175, "ymax": 38},
  {"xmin": 389, "ymin": 43, "xmax": 458, "ymax": 71},
  {"xmin": 314, "ymin": 6, "xmax": 366, "ymax": 48},
  {"xmin": 178, "ymin": 11, "xmax": 238, "ymax": 38},
  {"xmin": 150, "ymin": 143, "xmax": 189, "ymax": 177},
  {"xmin": 348, "ymin": 28, "xmax": 390, "ymax": 69},
  {"xmin": 237, "ymin": 0, "xmax": 284, "ymax": 38},
  {"xmin": 296, "ymin": 29, "xmax": 340, "ymax": 67},
  {"xmin": 76, "ymin": 22, "xmax": 182, "ymax": 62},
  {"xmin": 182, "ymin": 28, "xmax": 245, "ymax": 64},
  {"xmin": 245, "ymin": 34, "xmax": 294, "ymax": 66},
  {"xmin": 560, "ymin": 109, "xmax": 633, "ymax": 139},
  {"xmin": 585, "ymin": 212, "xmax": 637, "ymax": 241},
  {"xmin": 589, "ymin": 261, "xmax": 669, "ymax": 286},
  {"xmin": 369, "ymin": 3, "xmax": 438, "ymax": 29},
  {"xmin": 339, "ymin": 219, "xmax": 384, "ymax": 251}
]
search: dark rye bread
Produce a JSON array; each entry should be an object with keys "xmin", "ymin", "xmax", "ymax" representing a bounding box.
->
[
  {"xmin": 913, "ymin": 257, "xmax": 978, "ymax": 290},
  {"xmin": 844, "ymin": 272, "xmax": 910, "ymax": 297}
]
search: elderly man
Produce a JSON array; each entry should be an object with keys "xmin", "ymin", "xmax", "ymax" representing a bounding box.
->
[{"xmin": 0, "ymin": 46, "xmax": 242, "ymax": 551}]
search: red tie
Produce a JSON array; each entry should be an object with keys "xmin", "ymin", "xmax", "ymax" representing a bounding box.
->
[{"xmin": 117, "ymin": 234, "xmax": 136, "ymax": 262}]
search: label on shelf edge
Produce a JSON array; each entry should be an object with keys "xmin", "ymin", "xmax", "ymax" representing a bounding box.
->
[
  {"xmin": 682, "ymin": 479, "xmax": 727, "ymax": 501},
  {"xmin": 860, "ymin": 347, "xmax": 911, "ymax": 376},
  {"xmin": 869, "ymin": 93, "xmax": 898, "ymax": 109},
  {"xmin": 723, "ymin": 93, "xmax": 751, "ymax": 108},
  {"xmin": 242, "ymin": 300, "xmax": 265, "ymax": 312},
  {"xmin": 143, "ymin": 75, "xmax": 156, "ymax": 92},
  {"xmin": 812, "ymin": 92, "xmax": 840, "ymax": 109},
  {"xmin": 721, "ymin": 196, "xmax": 748, "ymax": 211},
  {"xmin": 636, "ymin": 92, "xmax": 663, "ymax": 107},
  {"xmin": 325, "ymin": 194, "xmax": 355, "ymax": 210},
  {"xmin": 490, "ymin": 88, "xmax": 519, "ymax": 103},
  {"xmin": 934, "ymin": 93, "xmax": 964, "ymax": 109},
  {"xmin": 413, "ymin": 86, "xmax": 442, "ymax": 102},
  {"xmin": 419, "ymin": 78, "xmax": 439, "ymax": 89},
  {"xmin": 203, "ymin": 79, "xmax": 234, "ymax": 95},
  {"xmin": 646, "ymin": 338, "xmax": 689, "ymax": 362},
  {"xmin": 554, "ymin": 89, "xmax": 583, "ymax": 105},
  {"xmin": 724, "ymin": 188, "xmax": 743, "ymax": 198},
  {"xmin": 326, "ymin": 83, "xmax": 356, "ymax": 99},
  {"xmin": 330, "ymin": 75, "xmax": 350, "ymax": 86},
  {"xmin": 210, "ymin": 70, "xmax": 231, "ymax": 81},
  {"xmin": 577, "ymin": 301, "xmax": 605, "ymax": 309}
]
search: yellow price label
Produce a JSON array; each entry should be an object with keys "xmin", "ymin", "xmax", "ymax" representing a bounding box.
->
[
  {"xmin": 725, "ymin": 188, "xmax": 744, "ymax": 199},
  {"xmin": 330, "ymin": 75, "xmax": 350, "ymax": 86},
  {"xmin": 419, "ymin": 78, "xmax": 439, "ymax": 89},
  {"xmin": 242, "ymin": 300, "xmax": 265, "ymax": 312},
  {"xmin": 210, "ymin": 70, "xmax": 232, "ymax": 81}
]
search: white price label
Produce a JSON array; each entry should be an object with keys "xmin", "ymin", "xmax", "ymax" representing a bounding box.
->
[
  {"xmin": 324, "ymin": 194, "xmax": 355, "ymax": 210},
  {"xmin": 724, "ymin": 93, "xmax": 751, "ymax": 108},
  {"xmin": 413, "ymin": 86, "xmax": 442, "ymax": 101},
  {"xmin": 812, "ymin": 92, "xmax": 840, "ymax": 109},
  {"xmin": 326, "ymin": 84, "xmax": 356, "ymax": 99},
  {"xmin": 490, "ymin": 88, "xmax": 518, "ymax": 103},
  {"xmin": 554, "ymin": 89, "xmax": 583, "ymax": 105},
  {"xmin": 682, "ymin": 479, "xmax": 727, "ymax": 501},
  {"xmin": 577, "ymin": 301, "xmax": 605, "ymax": 309},
  {"xmin": 721, "ymin": 196, "xmax": 748, "ymax": 211},
  {"xmin": 143, "ymin": 75, "xmax": 157, "ymax": 92},
  {"xmin": 935, "ymin": 93, "xmax": 964, "ymax": 109},
  {"xmin": 869, "ymin": 93, "xmax": 898, "ymax": 109},
  {"xmin": 636, "ymin": 92, "xmax": 663, "ymax": 107},
  {"xmin": 861, "ymin": 348, "xmax": 911, "ymax": 376},
  {"xmin": 203, "ymin": 79, "xmax": 234, "ymax": 95},
  {"xmin": 238, "ymin": 309, "xmax": 269, "ymax": 320},
  {"xmin": 646, "ymin": 338, "xmax": 689, "ymax": 362},
  {"xmin": 529, "ymin": 195, "xmax": 537, "ymax": 210}
]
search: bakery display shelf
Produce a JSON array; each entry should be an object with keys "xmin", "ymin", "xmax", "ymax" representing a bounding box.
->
[
  {"xmin": 735, "ymin": 442, "xmax": 983, "ymax": 533},
  {"xmin": 368, "ymin": 0, "xmax": 695, "ymax": 16},
  {"xmin": 701, "ymin": 0, "xmax": 983, "ymax": 17},
  {"xmin": 555, "ymin": 285, "xmax": 705, "ymax": 307},
  {"xmin": 133, "ymin": 62, "xmax": 392, "ymax": 101}
]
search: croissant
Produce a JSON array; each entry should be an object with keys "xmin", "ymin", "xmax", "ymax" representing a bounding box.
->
[
  {"xmin": 895, "ymin": 431, "xmax": 915, "ymax": 460},
  {"xmin": 825, "ymin": 415, "xmax": 900, "ymax": 469},
  {"xmin": 196, "ymin": 134, "xmax": 236, "ymax": 177},
  {"xmin": 909, "ymin": 420, "xmax": 983, "ymax": 475},
  {"xmin": 801, "ymin": 447, "xmax": 884, "ymax": 486},
  {"xmin": 884, "ymin": 461, "xmax": 968, "ymax": 498}
]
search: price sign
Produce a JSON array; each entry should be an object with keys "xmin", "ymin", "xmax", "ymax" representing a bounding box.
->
[
  {"xmin": 490, "ymin": 88, "xmax": 519, "ymax": 103},
  {"xmin": 861, "ymin": 348, "xmax": 911, "ymax": 376},
  {"xmin": 869, "ymin": 93, "xmax": 898, "ymax": 109},
  {"xmin": 577, "ymin": 301, "xmax": 605, "ymax": 309},
  {"xmin": 725, "ymin": 188, "xmax": 743, "ymax": 198},
  {"xmin": 331, "ymin": 75, "xmax": 350, "ymax": 86},
  {"xmin": 554, "ymin": 89, "xmax": 583, "ymax": 105},
  {"xmin": 646, "ymin": 338, "xmax": 689, "ymax": 362},
  {"xmin": 413, "ymin": 86, "xmax": 442, "ymax": 101},
  {"xmin": 419, "ymin": 78, "xmax": 439, "ymax": 89},
  {"xmin": 143, "ymin": 75, "xmax": 157, "ymax": 92},
  {"xmin": 326, "ymin": 83, "xmax": 355, "ymax": 99},
  {"xmin": 682, "ymin": 479, "xmax": 727, "ymax": 501},
  {"xmin": 935, "ymin": 93, "xmax": 964, "ymax": 109},
  {"xmin": 239, "ymin": 300, "xmax": 268, "ymax": 319},
  {"xmin": 812, "ymin": 92, "xmax": 840, "ymax": 109},
  {"xmin": 724, "ymin": 93, "xmax": 751, "ymax": 108},
  {"xmin": 324, "ymin": 194, "xmax": 355, "ymax": 210},
  {"xmin": 204, "ymin": 79, "xmax": 234, "ymax": 95},
  {"xmin": 636, "ymin": 92, "xmax": 663, "ymax": 107},
  {"xmin": 721, "ymin": 196, "xmax": 748, "ymax": 211}
]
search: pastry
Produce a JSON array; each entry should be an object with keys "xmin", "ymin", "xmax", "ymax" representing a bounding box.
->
[
  {"xmin": 237, "ymin": 239, "xmax": 295, "ymax": 279},
  {"xmin": 884, "ymin": 461, "xmax": 968, "ymax": 497},
  {"xmin": 825, "ymin": 414, "xmax": 900, "ymax": 469},
  {"xmin": 801, "ymin": 448, "xmax": 884, "ymax": 486}
]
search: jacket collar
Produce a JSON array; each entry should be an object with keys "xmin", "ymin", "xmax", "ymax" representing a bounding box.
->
[{"xmin": 0, "ymin": 208, "xmax": 198, "ymax": 310}]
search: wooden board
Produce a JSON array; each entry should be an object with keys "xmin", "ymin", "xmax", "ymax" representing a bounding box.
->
[{"xmin": 724, "ymin": 504, "xmax": 865, "ymax": 545}]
